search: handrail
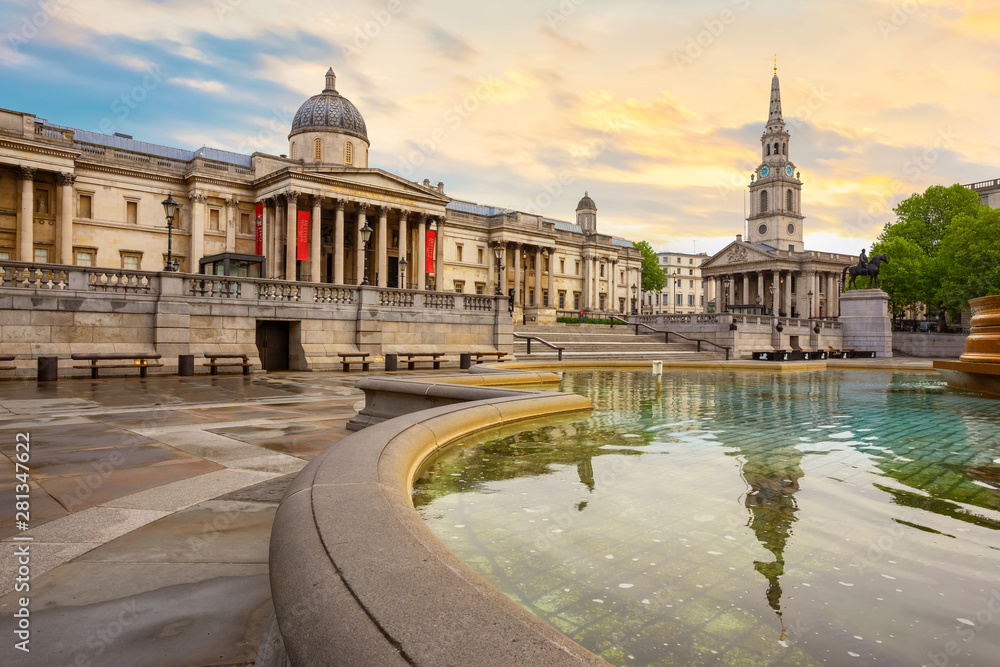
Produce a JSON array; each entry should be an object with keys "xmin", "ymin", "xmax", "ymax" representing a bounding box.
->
[
  {"xmin": 513, "ymin": 333, "xmax": 564, "ymax": 361},
  {"xmin": 615, "ymin": 317, "xmax": 731, "ymax": 360}
]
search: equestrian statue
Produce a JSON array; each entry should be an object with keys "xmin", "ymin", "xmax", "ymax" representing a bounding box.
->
[{"xmin": 842, "ymin": 251, "xmax": 889, "ymax": 290}]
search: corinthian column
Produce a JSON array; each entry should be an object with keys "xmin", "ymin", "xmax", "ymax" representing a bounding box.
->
[
  {"xmin": 225, "ymin": 197, "xmax": 238, "ymax": 253},
  {"xmin": 19, "ymin": 166, "xmax": 35, "ymax": 262},
  {"xmin": 397, "ymin": 210, "xmax": 408, "ymax": 288},
  {"xmin": 334, "ymin": 200, "xmax": 345, "ymax": 284},
  {"xmin": 310, "ymin": 195, "xmax": 322, "ymax": 283},
  {"xmin": 548, "ymin": 249, "xmax": 556, "ymax": 307},
  {"xmin": 57, "ymin": 172, "xmax": 76, "ymax": 265},
  {"xmin": 376, "ymin": 206, "xmax": 388, "ymax": 287},
  {"xmin": 434, "ymin": 217, "xmax": 445, "ymax": 291},
  {"xmin": 417, "ymin": 214, "xmax": 426, "ymax": 289},
  {"xmin": 190, "ymin": 192, "xmax": 206, "ymax": 271},
  {"xmin": 284, "ymin": 191, "xmax": 299, "ymax": 281}
]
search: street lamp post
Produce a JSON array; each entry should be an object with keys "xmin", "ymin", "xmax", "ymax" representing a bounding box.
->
[
  {"xmin": 838, "ymin": 278, "xmax": 844, "ymax": 317},
  {"xmin": 723, "ymin": 277, "xmax": 731, "ymax": 313},
  {"xmin": 807, "ymin": 290, "xmax": 814, "ymax": 320},
  {"xmin": 630, "ymin": 283, "xmax": 637, "ymax": 315},
  {"xmin": 671, "ymin": 271, "xmax": 677, "ymax": 314},
  {"xmin": 492, "ymin": 242, "xmax": 504, "ymax": 296},
  {"xmin": 769, "ymin": 285, "xmax": 776, "ymax": 316},
  {"xmin": 161, "ymin": 194, "xmax": 180, "ymax": 272},
  {"xmin": 398, "ymin": 256, "xmax": 407, "ymax": 290},
  {"xmin": 360, "ymin": 221, "xmax": 373, "ymax": 286}
]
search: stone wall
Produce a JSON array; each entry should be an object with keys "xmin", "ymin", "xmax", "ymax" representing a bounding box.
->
[
  {"xmin": 839, "ymin": 289, "xmax": 892, "ymax": 357},
  {"xmin": 893, "ymin": 332, "xmax": 966, "ymax": 358},
  {"xmin": 0, "ymin": 262, "xmax": 510, "ymax": 377}
]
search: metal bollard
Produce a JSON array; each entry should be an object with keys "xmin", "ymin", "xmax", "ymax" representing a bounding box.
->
[
  {"xmin": 37, "ymin": 356, "xmax": 58, "ymax": 382},
  {"xmin": 384, "ymin": 353, "xmax": 398, "ymax": 372},
  {"xmin": 460, "ymin": 353, "xmax": 471, "ymax": 370},
  {"xmin": 178, "ymin": 354, "xmax": 194, "ymax": 376}
]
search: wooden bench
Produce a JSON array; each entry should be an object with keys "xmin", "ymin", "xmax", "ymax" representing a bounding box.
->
[
  {"xmin": 338, "ymin": 352, "xmax": 371, "ymax": 372},
  {"xmin": 827, "ymin": 348, "xmax": 855, "ymax": 359},
  {"xmin": 0, "ymin": 354, "xmax": 14, "ymax": 371},
  {"xmin": 71, "ymin": 353, "xmax": 163, "ymax": 379},
  {"xmin": 204, "ymin": 353, "xmax": 252, "ymax": 376},
  {"xmin": 471, "ymin": 351, "xmax": 510, "ymax": 364},
  {"xmin": 399, "ymin": 352, "xmax": 448, "ymax": 370}
]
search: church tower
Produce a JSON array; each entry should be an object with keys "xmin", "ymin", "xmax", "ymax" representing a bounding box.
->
[{"xmin": 746, "ymin": 64, "xmax": 804, "ymax": 252}]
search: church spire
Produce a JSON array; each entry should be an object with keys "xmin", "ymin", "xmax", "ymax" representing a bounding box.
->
[{"xmin": 768, "ymin": 68, "xmax": 784, "ymax": 129}]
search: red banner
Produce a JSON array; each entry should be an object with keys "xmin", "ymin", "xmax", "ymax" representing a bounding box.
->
[
  {"xmin": 425, "ymin": 229, "xmax": 435, "ymax": 274},
  {"xmin": 254, "ymin": 204, "xmax": 263, "ymax": 256},
  {"xmin": 296, "ymin": 211, "xmax": 310, "ymax": 261}
]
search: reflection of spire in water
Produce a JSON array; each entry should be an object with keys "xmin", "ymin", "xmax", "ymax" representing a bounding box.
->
[{"xmin": 577, "ymin": 458, "xmax": 595, "ymax": 492}]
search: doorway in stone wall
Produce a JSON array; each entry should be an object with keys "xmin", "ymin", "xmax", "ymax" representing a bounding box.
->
[{"xmin": 256, "ymin": 321, "xmax": 290, "ymax": 371}]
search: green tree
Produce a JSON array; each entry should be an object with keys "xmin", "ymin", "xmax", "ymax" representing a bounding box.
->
[
  {"xmin": 870, "ymin": 235, "xmax": 932, "ymax": 317},
  {"xmin": 633, "ymin": 241, "xmax": 666, "ymax": 292},
  {"xmin": 934, "ymin": 206, "xmax": 1000, "ymax": 318},
  {"xmin": 886, "ymin": 184, "xmax": 980, "ymax": 256}
]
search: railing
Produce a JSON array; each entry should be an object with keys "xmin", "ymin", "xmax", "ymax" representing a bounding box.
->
[
  {"xmin": 424, "ymin": 293, "xmax": 455, "ymax": 309},
  {"xmin": 315, "ymin": 286, "xmax": 355, "ymax": 304},
  {"xmin": 612, "ymin": 316, "xmax": 731, "ymax": 360},
  {"xmin": 89, "ymin": 270, "xmax": 153, "ymax": 293},
  {"xmin": 256, "ymin": 282, "xmax": 301, "ymax": 301},
  {"xmin": 0, "ymin": 264, "xmax": 71, "ymax": 290},
  {"xmin": 379, "ymin": 290, "xmax": 413, "ymax": 307},
  {"xmin": 513, "ymin": 333, "xmax": 564, "ymax": 360},
  {"xmin": 463, "ymin": 295, "xmax": 493, "ymax": 311},
  {"xmin": 189, "ymin": 278, "xmax": 243, "ymax": 298}
]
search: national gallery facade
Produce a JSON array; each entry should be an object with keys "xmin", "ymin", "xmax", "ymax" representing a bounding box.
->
[{"xmin": 0, "ymin": 68, "xmax": 642, "ymax": 318}]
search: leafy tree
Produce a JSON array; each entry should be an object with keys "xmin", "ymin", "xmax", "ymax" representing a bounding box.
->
[
  {"xmin": 934, "ymin": 206, "xmax": 1000, "ymax": 318},
  {"xmin": 870, "ymin": 235, "xmax": 932, "ymax": 318},
  {"xmin": 633, "ymin": 240, "xmax": 666, "ymax": 292},
  {"xmin": 886, "ymin": 184, "xmax": 980, "ymax": 256}
]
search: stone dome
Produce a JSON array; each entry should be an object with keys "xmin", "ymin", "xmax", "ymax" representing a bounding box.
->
[
  {"xmin": 576, "ymin": 191, "xmax": 597, "ymax": 211},
  {"xmin": 289, "ymin": 69, "xmax": 368, "ymax": 142}
]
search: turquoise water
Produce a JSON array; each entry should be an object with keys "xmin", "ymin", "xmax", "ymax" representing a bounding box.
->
[{"xmin": 413, "ymin": 370, "xmax": 1000, "ymax": 666}]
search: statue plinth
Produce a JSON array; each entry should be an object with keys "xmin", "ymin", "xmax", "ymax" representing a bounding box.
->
[
  {"xmin": 934, "ymin": 295, "xmax": 1000, "ymax": 397},
  {"xmin": 839, "ymin": 289, "xmax": 892, "ymax": 358}
]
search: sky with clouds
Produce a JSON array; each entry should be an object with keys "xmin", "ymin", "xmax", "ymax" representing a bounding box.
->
[{"xmin": 2, "ymin": 0, "xmax": 998, "ymax": 256}]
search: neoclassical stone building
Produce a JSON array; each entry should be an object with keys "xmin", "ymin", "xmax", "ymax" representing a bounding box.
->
[
  {"xmin": 701, "ymin": 70, "xmax": 853, "ymax": 318},
  {"xmin": 0, "ymin": 68, "xmax": 641, "ymax": 322}
]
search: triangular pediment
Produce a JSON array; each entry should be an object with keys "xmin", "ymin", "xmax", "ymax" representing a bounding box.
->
[
  {"xmin": 288, "ymin": 167, "xmax": 450, "ymax": 212},
  {"xmin": 701, "ymin": 240, "xmax": 777, "ymax": 269}
]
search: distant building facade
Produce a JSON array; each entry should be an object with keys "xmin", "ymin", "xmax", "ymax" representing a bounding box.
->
[
  {"xmin": 701, "ymin": 69, "xmax": 853, "ymax": 318},
  {"xmin": 646, "ymin": 251, "xmax": 709, "ymax": 314},
  {"xmin": 966, "ymin": 178, "xmax": 1000, "ymax": 207},
  {"xmin": 0, "ymin": 68, "xmax": 641, "ymax": 322}
]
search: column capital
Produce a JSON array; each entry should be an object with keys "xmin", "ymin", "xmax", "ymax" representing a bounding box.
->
[
  {"xmin": 18, "ymin": 166, "xmax": 36, "ymax": 181},
  {"xmin": 334, "ymin": 199, "xmax": 346, "ymax": 212},
  {"xmin": 357, "ymin": 202, "xmax": 370, "ymax": 215},
  {"xmin": 225, "ymin": 197, "xmax": 239, "ymax": 208},
  {"xmin": 190, "ymin": 192, "xmax": 207, "ymax": 204},
  {"xmin": 397, "ymin": 209, "xmax": 409, "ymax": 222},
  {"xmin": 376, "ymin": 205, "xmax": 389, "ymax": 217},
  {"xmin": 309, "ymin": 194, "xmax": 323, "ymax": 208},
  {"xmin": 416, "ymin": 212, "xmax": 427, "ymax": 224},
  {"xmin": 281, "ymin": 190, "xmax": 300, "ymax": 204},
  {"xmin": 56, "ymin": 172, "xmax": 76, "ymax": 186}
]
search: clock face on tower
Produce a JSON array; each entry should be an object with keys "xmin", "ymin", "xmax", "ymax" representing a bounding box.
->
[
  {"xmin": 785, "ymin": 165, "xmax": 794, "ymax": 177},
  {"xmin": 760, "ymin": 166, "xmax": 770, "ymax": 178}
]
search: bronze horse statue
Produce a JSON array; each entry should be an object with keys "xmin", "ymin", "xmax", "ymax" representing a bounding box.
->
[{"xmin": 842, "ymin": 253, "xmax": 889, "ymax": 290}]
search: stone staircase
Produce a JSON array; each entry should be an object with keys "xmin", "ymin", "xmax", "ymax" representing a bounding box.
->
[{"xmin": 512, "ymin": 323, "xmax": 727, "ymax": 362}]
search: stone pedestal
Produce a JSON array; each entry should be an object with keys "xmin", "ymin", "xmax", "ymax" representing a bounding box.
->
[
  {"xmin": 839, "ymin": 289, "xmax": 892, "ymax": 357},
  {"xmin": 935, "ymin": 295, "xmax": 1000, "ymax": 396}
]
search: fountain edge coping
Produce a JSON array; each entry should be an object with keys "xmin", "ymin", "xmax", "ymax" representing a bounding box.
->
[{"xmin": 269, "ymin": 381, "xmax": 608, "ymax": 666}]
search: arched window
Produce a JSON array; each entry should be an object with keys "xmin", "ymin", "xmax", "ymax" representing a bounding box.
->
[
  {"xmin": 766, "ymin": 144, "xmax": 771, "ymax": 156},
  {"xmin": 774, "ymin": 142, "xmax": 779, "ymax": 154},
  {"xmin": 760, "ymin": 190, "xmax": 768, "ymax": 213},
  {"xmin": 345, "ymin": 141, "xmax": 354, "ymax": 165},
  {"xmin": 290, "ymin": 142, "xmax": 297, "ymax": 160},
  {"xmin": 786, "ymin": 189, "xmax": 793, "ymax": 211},
  {"xmin": 313, "ymin": 138, "xmax": 322, "ymax": 162}
]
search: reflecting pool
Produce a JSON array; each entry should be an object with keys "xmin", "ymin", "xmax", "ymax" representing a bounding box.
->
[{"xmin": 413, "ymin": 370, "xmax": 1000, "ymax": 666}]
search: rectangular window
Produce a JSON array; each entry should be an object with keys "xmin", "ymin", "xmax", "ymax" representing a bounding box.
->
[
  {"xmin": 689, "ymin": 294, "xmax": 695, "ymax": 306},
  {"xmin": 573, "ymin": 292, "xmax": 581, "ymax": 310},
  {"xmin": 34, "ymin": 248, "xmax": 48, "ymax": 263},
  {"xmin": 575, "ymin": 261, "xmax": 580, "ymax": 275},
  {"xmin": 700, "ymin": 295, "xmax": 704, "ymax": 306},
  {"xmin": 559, "ymin": 291, "xmax": 566, "ymax": 309},
  {"xmin": 209, "ymin": 209, "xmax": 220, "ymax": 231},
  {"xmin": 542, "ymin": 290, "xmax": 548, "ymax": 307},
  {"xmin": 619, "ymin": 297, "xmax": 625, "ymax": 313},
  {"xmin": 677, "ymin": 257, "xmax": 682, "ymax": 263},
  {"xmin": 600, "ymin": 264, "xmax": 604, "ymax": 277},
  {"xmin": 689, "ymin": 269, "xmax": 693, "ymax": 275},
  {"xmin": 560, "ymin": 259, "xmax": 565, "ymax": 273},
  {"xmin": 79, "ymin": 194, "xmax": 92, "ymax": 219},
  {"xmin": 126, "ymin": 200, "xmax": 138, "ymax": 225},
  {"xmin": 453, "ymin": 280, "xmax": 464, "ymax": 293},
  {"xmin": 456, "ymin": 245, "xmax": 463, "ymax": 263},
  {"xmin": 475, "ymin": 282, "xmax": 485, "ymax": 295},
  {"xmin": 544, "ymin": 257, "xmax": 549, "ymax": 272},
  {"xmin": 689, "ymin": 280, "xmax": 694, "ymax": 288},
  {"xmin": 75, "ymin": 250, "xmax": 94, "ymax": 266},
  {"xmin": 477, "ymin": 248, "xmax": 484, "ymax": 265},
  {"xmin": 599, "ymin": 294, "xmax": 605, "ymax": 310},
  {"xmin": 676, "ymin": 293, "xmax": 683, "ymax": 306},
  {"xmin": 121, "ymin": 253, "xmax": 140, "ymax": 270},
  {"xmin": 0, "ymin": 251, "xmax": 9, "ymax": 260},
  {"xmin": 689, "ymin": 258, "xmax": 694, "ymax": 264},
  {"xmin": 240, "ymin": 213, "xmax": 251, "ymax": 235},
  {"xmin": 529, "ymin": 289, "xmax": 534, "ymax": 306}
]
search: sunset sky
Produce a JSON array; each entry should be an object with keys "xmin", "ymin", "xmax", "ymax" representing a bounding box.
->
[{"xmin": 2, "ymin": 0, "xmax": 998, "ymax": 256}]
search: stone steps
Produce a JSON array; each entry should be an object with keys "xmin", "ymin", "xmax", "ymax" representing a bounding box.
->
[{"xmin": 513, "ymin": 325, "xmax": 726, "ymax": 361}]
